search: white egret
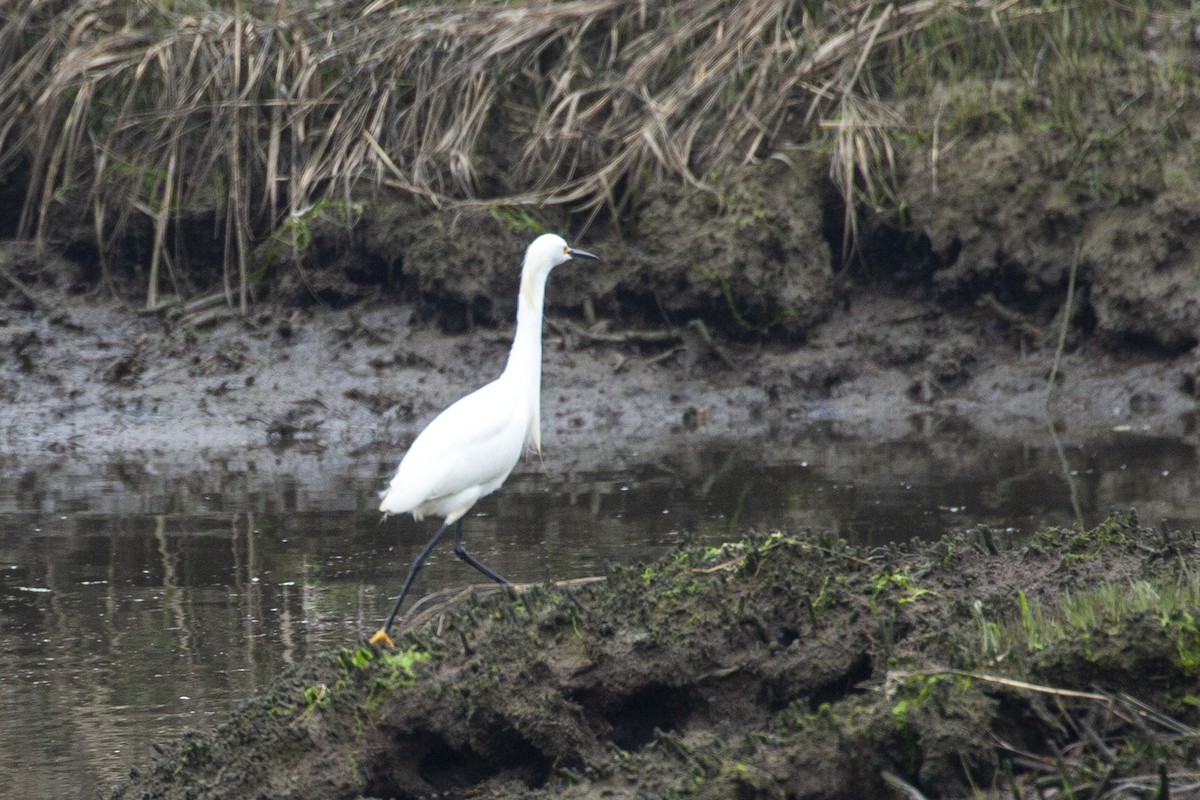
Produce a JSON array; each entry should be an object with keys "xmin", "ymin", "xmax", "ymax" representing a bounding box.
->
[{"xmin": 369, "ymin": 233, "xmax": 599, "ymax": 648}]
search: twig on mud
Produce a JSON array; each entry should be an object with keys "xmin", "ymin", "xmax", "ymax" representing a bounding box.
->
[
  {"xmin": 629, "ymin": 346, "xmax": 686, "ymax": 370},
  {"xmin": 811, "ymin": 544, "xmax": 876, "ymax": 568},
  {"xmin": 139, "ymin": 290, "xmax": 229, "ymax": 318},
  {"xmin": 1110, "ymin": 772, "xmax": 1200, "ymax": 798},
  {"xmin": 0, "ymin": 261, "xmax": 45, "ymax": 310},
  {"xmin": 881, "ymin": 308, "xmax": 942, "ymax": 326},
  {"xmin": 1053, "ymin": 693, "xmax": 1086, "ymax": 742},
  {"xmin": 394, "ymin": 575, "xmax": 607, "ymax": 636},
  {"xmin": 1115, "ymin": 692, "xmax": 1195, "ymax": 736},
  {"xmin": 550, "ymin": 318, "xmax": 738, "ymax": 369},
  {"xmin": 898, "ymin": 668, "xmax": 1112, "ymax": 706},
  {"xmin": 977, "ymin": 293, "xmax": 1043, "ymax": 342},
  {"xmin": 881, "ymin": 771, "xmax": 931, "ymax": 800},
  {"xmin": 179, "ymin": 305, "xmax": 240, "ymax": 331},
  {"xmin": 692, "ymin": 538, "xmax": 874, "ymax": 574},
  {"xmin": 551, "ymin": 318, "xmax": 680, "ymax": 346},
  {"xmin": 692, "ymin": 536, "xmax": 794, "ymax": 574},
  {"xmin": 693, "ymin": 553, "xmax": 767, "ymax": 574},
  {"xmin": 991, "ymin": 734, "xmax": 1057, "ymax": 772}
]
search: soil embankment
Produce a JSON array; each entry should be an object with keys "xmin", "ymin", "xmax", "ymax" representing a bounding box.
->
[{"xmin": 109, "ymin": 518, "xmax": 1200, "ymax": 799}]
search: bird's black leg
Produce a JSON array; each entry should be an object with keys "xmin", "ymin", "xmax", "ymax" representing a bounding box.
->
[
  {"xmin": 377, "ymin": 520, "xmax": 453, "ymax": 638},
  {"xmin": 452, "ymin": 520, "xmax": 510, "ymax": 585}
]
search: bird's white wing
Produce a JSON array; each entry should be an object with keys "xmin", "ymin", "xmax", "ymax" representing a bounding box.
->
[{"xmin": 379, "ymin": 377, "xmax": 531, "ymax": 517}]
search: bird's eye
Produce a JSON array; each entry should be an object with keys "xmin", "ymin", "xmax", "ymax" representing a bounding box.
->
[{"xmin": 563, "ymin": 246, "xmax": 570, "ymax": 254}]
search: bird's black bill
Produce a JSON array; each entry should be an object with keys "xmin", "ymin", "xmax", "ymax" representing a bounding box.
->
[{"xmin": 568, "ymin": 247, "xmax": 599, "ymax": 261}]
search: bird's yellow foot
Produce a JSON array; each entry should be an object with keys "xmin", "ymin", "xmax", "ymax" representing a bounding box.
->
[{"xmin": 369, "ymin": 629, "xmax": 395, "ymax": 649}]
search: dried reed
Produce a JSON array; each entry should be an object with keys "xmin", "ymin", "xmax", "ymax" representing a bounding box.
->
[{"xmin": 0, "ymin": 0, "xmax": 1160, "ymax": 306}]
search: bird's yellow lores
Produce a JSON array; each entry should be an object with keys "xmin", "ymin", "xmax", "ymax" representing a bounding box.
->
[{"xmin": 370, "ymin": 233, "xmax": 599, "ymax": 648}]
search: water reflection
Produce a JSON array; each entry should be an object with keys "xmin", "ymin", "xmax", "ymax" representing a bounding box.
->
[{"xmin": 2, "ymin": 425, "xmax": 1200, "ymax": 796}]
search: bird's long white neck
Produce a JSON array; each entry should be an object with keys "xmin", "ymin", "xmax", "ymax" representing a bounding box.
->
[
  {"xmin": 502, "ymin": 265, "xmax": 549, "ymax": 451},
  {"xmin": 505, "ymin": 274, "xmax": 546, "ymax": 378}
]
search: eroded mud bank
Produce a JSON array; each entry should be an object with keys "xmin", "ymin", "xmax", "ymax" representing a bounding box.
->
[{"xmin": 109, "ymin": 517, "xmax": 1200, "ymax": 799}]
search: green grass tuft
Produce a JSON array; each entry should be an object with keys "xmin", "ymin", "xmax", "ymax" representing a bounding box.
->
[{"xmin": 978, "ymin": 575, "xmax": 1200, "ymax": 673}]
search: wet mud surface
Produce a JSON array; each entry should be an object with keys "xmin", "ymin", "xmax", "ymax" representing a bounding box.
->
[{"xmin": 2, "ymin": 253, "xmax": 1197, "ymax": 472}]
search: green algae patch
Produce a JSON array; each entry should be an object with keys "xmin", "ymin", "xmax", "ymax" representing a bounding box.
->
[
  {"xmin": 331, "ymin": 645, "xmax": 432, "ymax": 712},
  {"xmin": 112, "ymin": 516, "xmax": 1200, "ymax": 799}
]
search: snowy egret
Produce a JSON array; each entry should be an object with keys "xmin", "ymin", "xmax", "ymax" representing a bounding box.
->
[{"xmin": 369, "ymin": 233, "xmax": 598, "ymax": 648}]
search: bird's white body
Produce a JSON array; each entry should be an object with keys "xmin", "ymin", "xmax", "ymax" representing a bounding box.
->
[
  {"xmin": 378, "ymin": 233, "xmax": 579, "ymax": 525},
  {"xmin": 379, "ymin": 370, "xmax": 533, "ymax": 524}
]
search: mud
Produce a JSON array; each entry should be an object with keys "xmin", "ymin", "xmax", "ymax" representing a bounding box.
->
[
  {"xmin": 105, "ymin": 517, "xmax": 1200, "ymax": 799},
  {"xmin": 2, "ymin": 235, "xmax": 1197, "ymax": 472}
]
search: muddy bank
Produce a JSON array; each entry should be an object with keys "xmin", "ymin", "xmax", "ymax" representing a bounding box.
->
[
  {"xmin": 8, "ymin": 80, "xmax": 1200, "ymax": 467},
  {"xmin": 5, "ymin": 6, "xmax": 1200, "ymax": 464},
  {"xmin": 108, "ymin": 516, "xmax": 1200, "ymax": 799},
  {"xmin": 3, "ymin": 5, "xmax": 1200, "ymax": 466},
  {"xmin": 3, "ymin": 236, "xmax": 1198, "ymax": 473}
]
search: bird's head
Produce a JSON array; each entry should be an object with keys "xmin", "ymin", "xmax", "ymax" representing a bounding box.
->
[
  {"xmin": 519, "ymin": 234, "xmax": 599, "ymax": 307},
  {"xmin": 526, "ymin": 233, "xmax": 599, "ymax": 272}
]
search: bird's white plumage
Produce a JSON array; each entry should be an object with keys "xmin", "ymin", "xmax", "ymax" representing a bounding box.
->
[
  {"xmin": 379, "ymin": 373, "xmax": 530, "ymax": 523},
  {"xmin": 377, "ymin": 233, "xmax": 587, "ymax": 526}
]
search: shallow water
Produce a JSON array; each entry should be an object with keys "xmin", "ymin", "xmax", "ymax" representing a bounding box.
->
[{"xmin": 2, "ymin": 423, "xmax": 1199, "ymax": 796}]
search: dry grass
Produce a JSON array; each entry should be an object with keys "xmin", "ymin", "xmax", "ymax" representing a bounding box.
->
[{"xmin": 0, "ymin": 0, "xmax": 1172, "ymax": 306}]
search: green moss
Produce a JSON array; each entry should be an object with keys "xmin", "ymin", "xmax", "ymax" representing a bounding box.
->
[
  {"xmin": 254, "ymin": 197, "xmax": 362, "ymax": 289},
  {"xmin": 1031, "ymin": 515, "xmax": 1139, "ymax": 561},
  {"xmin": 302, "ymin": 683, "xmax": 330, "ymax": 711},
  {"xmin": 298, "ymin": 645, "xmax": 434, "ymax": 715},
  {"xmin": 488, "ymin": 204, "xmax": 545, "ymax": 234},
  {"xmin": 870, "ymin": 568, "xmax": 937, "ymax": 609},
  {"xmin": 365, "ymin": 647, "xmax": 432, "ymax": 706}
]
